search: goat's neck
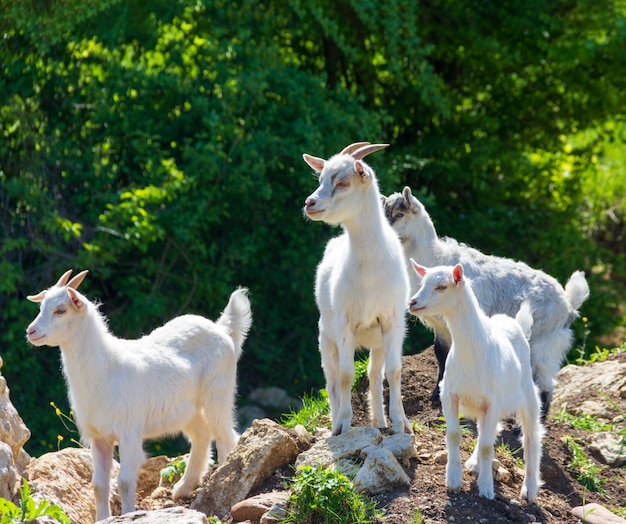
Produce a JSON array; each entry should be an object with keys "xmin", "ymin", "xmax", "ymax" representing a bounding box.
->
[
  {"xmin": 404, "ymin": 222, "xmax": 445, "ymax": 268},
  {"xmin": 59, "ymin": 305, "xmax": 114, "ymax": 388},
  {"xmin": 342, "ymin": 191, "xmax": 387, "ymax": 251},
  {"xmin": 442, "ymin": 288, "xmax": 490, "ymax": 360}
]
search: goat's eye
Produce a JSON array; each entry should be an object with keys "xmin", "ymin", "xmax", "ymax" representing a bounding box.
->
[
  {"xmin": 54, "ymin": 307, "xmax": 66, "ymax": 316},
  {"xmin": 335, "ymin": 179, "xmax": 350, "ymax": 189},
  {"xmin": 434, "ymin": 284, "xmax": 447, "ymax": 291},
  {"xmin": 395, "ymin": 212, "xmax": 404, "ymax": 220}
]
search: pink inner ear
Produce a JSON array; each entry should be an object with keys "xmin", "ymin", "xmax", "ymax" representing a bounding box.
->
[
  {"xmin": 410, "ymin": 259, "xmax": 427, "ymax": 277},
  {"xmin": 453, "ymin": 264, "xmax": 463, "ymax": 284}
]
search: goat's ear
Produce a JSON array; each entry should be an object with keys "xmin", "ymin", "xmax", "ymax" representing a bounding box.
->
[
  {"xmin": 410, "ymin": 258, "xmax": 427, "ymax": 277},
  {"xmin": 67, "ymin": 288, "xmax": 85, "ymax": 311},
  {"xmin": 453, "ymin": 264, "xmax": 464, "ymax": 285},
  {"xmin": 302, "ymin": 154, "xmax": 325, "ymax": 173},
  {"xmin": 402, "ymin": 186, "xmax": 413, "ymax": 206},
  {"xmin": 27, "ymin": 291, "xmax": 47, "ymax": 303},
  {"xmin": 354, "ymin": 160, "xmax": 371, "ymax": 184}
]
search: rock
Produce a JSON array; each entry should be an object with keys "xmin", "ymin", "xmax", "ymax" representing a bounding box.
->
[
  {"xmin": 248, "ymin": 387, "xmax": 302, "ymax": 412},
  {"xmin": 434, "ymin": 449, "xmax": 448, "ymax": 464},
  {"xmin": 191, "ymin": 419, "xmax": 300, "ymax": 519},
  {"xmin": 27, "ymin": 447, "xmax": 112, "ymax": 524},
  {"xmin": 587, "ymin": 431, "xmax": 626, "ymax": 466},
  {"xmin": 353, "ymin": 446, "xmax": 411, "ymax": 494},
  {"xmin": 99, "ymin": 507, "xmax": 208, "ymax": 523},
  {"xmin": 0, "ymin": 374, "xmax": 31, "ymax": 464},
  {"xmin": 238, "ymin": 405, "xmax": 267, "ymax": 431},
  {"xmin": 0, "ymin": 441, "xmax": 18, "ymax": 500},
  {"xmin": 260, "ymin": 500, "xmax": 287, "ymax": 523},
  {"xmin": 553, "ymin": 358, "xmax": 626, "ymax": 419},
  {"xmin": 138, "ymin": 455, "xmax": 175, "ymax": 498},
  {"xmin": 572, "ymin": 502, "xmax": 626, "ymax": 523},
  {"xmin": 230, "ymin": 491, "xmax": 289, "ymax": 522},
  {"xmin": 295, "ymin": 426, "xmax": 382, "ymax": 469}
]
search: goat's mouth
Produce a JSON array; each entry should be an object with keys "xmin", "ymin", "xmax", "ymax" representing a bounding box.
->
[
  {"xmin": 27, "ymin": 333, "xmax": 46, "ymax": 343},
  {"xmin": 305, "ymin": 207, "xmax": 325, "ymax": 218},
  {"xmin": 408, "ymin": 306, "xmax": 426, "ymax": 314}
]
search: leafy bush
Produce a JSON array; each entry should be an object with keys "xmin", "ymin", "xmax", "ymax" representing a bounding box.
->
[
  {"xmin": 0, "ymin": 479, "xmax": 70, "ymax": 524},
  {"xmin": 284, "ymin": 465, "xmax": 381, "ymax": 524}
]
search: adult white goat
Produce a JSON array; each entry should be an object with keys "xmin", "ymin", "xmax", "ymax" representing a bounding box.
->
[
  {"xmin": 303, "ymin": 142, "xmax": 412, "ymax": 436},
  {"xmin": 383, "ymin": 186, "xmax": 590, "ymax": 418},
  {"xmin": 26, "ymin": 270, "xmax": 252, "ymax": 521},
  {"xmin": 409, "ymin": 261, "xmax": 544, "ymax": 502}
]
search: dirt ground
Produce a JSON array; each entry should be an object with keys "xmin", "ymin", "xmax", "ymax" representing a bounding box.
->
[{"xmin": 349, "ymin": 348, "xmax": 626, "ymax": 524}]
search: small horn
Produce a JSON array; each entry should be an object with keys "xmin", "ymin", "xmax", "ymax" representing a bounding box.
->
[
  {"xmin": 351, "ymin": 143, "xmax": 389, "ymax": 160},
  {"xmin": 55, "ymin": 269, "xmax": 74, "ymax": 287},
  {"xmin": 67, "ymin": 270, "xmax": 89, "ymax": 290},
  {"xmin": 340, "ymin": 142, "xmax": 371, "ymax": 155}
]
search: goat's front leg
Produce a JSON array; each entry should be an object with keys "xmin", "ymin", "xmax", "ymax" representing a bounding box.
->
[
  {"xmin": 442, "ymin": 391, "xmax": 462, "ymax": 493},
  {"xmin": 368, "ymin": 346, "xmax": 386, "ymax": 429},
  {"xmin": 319, "ymin": 328, "xmax": 341, "ymax": 430},
  {"xmin": 476, "ymin": 404, "xmax": 499, "ymax": 500},
  {"xmin": 91, "ymin": 437, "xmax": 114, "ymax": 521},
  {"xmin": 117, "ymin": 434, "xmax": 146, "ymax": 515},
  {"xmin": 332, "ymin": 327, "xmax": 356, "ymax": 436},
  {"xmin": 383, "ymin": 327, "xmax": 412, "ymax": 434}
]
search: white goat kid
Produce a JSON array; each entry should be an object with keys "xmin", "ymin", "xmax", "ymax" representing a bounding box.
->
[
  {"xmin": 384, "ymin": 186, "xmax": 590, "ymax": 417},
  {"xmin": 26, "ymin": 270, "xmax": 252, "ymax": 520},
  {"xmin": 408, "ymin": 261, "xmax": 544, "ymax": 502},
  {"xmin": 303, "ymin": 142, "xmax": 412, "ymax": 436}
]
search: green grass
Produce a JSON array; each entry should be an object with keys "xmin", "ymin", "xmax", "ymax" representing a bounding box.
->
[
  {"xmin": 551, "ymin": 407, "xmax": 613, "ymax": 432},
  {"xmin": 562, "ymin": 436, "xmax": 606, "ymax": 492},
  {"xmin": 281, "ymin": 390, "xmax": 331, "ymax": 433}
]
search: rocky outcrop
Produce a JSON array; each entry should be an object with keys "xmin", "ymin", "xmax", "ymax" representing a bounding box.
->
[{"xmin": 0, "ymin": 358, "xmax": 31, "ymax": 500}]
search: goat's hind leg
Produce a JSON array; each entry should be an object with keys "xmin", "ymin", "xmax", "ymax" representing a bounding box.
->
[
  {"xmin": 174, "ymin": 413, "xmax": 213, "ymax": 500},
  {"xmin": 383, "ymin": 327, "xmax": 412, "ymax": 434},
  {"xmin": 518, "ymin": 393, "xmax": 544, "ymax": 502}
]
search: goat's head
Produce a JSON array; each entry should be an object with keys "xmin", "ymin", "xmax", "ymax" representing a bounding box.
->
[
  {"xmin": 302, "ymin": 142, "xmax": 388, "ymax": 226},
  {"xmin": 26, "ymin": 269, "xmax": 89, "ymax": 347},
  {"xmin": 382, "ymin": 186, "xmax": 433, "ymax": 242},
  {"xmin": 408, "ymin": 260, "xmax": 465, "ymax": 317}
]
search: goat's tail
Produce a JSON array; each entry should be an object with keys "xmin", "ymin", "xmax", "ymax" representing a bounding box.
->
[
  {"xmin": 515, "ymin": 301, "xmax": 534, "ymax": 342},
  {"xmin": 218, "ymin": 287, "xmax": 252, "ymax": 358},
  {"xmin": 564, "ymin": 271, "xmax": 590, "ymax": 312}
]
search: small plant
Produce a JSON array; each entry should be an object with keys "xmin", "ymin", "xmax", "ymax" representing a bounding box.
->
[
  {"xmin": 160, "ymin": 457, "xmax": 188, "ymax": 483},
  {"xmin": 552, "ymin": 407, "xmax": 612, "ymax": 432},
  {"xmin": 50, "ymin": 401, "xmax": 82, "ymax": 449},
  {"xmin": 409, "ymin": 508, "xmax": 432, "ymax": 524},
  {"xmin": 0, "ymin": 479, "xmax": 70, "ymax": 524},
  {"xmin": 281, "ymin": 390, "xmax": 331, "ymax": 433},
  {"xmin": 284, "ymin": 464, "xmax": 382, "ymax": 524},
  {"xmin": 562, "ymin": 435, "xmax": 606, "ymax": 492}
]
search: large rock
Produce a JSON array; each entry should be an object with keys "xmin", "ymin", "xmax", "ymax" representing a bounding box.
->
[
  {"xmin": 26, "ymin": 447, "xmax": 108, "ymax": 524},
  {"xmin": 0, "ymin": 369, "xmax": 31, "ymax": 460},
  {"xmin": 99, "ymin": 507, "xmax": 208, "ymax": 523},
  {"xmin": 190, "ymin": 418, "xmax": 302, "ymax": 519},
  {"xmin": 553, "ymin": 356, "xmax": 626, "ymax": 419},
  {"xmin": 0, "ymin": 441, "xmax": 18, "ymax": 500}
]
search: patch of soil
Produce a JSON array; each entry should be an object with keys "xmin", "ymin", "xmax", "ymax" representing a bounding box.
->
[{"xmin": 351, "ymin": 348, "xmax": 626, "ymax": 524}]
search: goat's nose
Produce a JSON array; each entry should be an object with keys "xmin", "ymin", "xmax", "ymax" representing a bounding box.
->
[{"xmin": 305, "ymin": 197, "xmax": 316, "ymax": 208}]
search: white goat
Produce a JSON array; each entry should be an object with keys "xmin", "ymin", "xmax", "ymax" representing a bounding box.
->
[
  {"xmin": 409, "ymin": 261, "xmax": 544, "ymax": 502},
  {"xmin": 26, "ymin": 270, "xmax": 252, "ymax": 521},
  {"xmin": 383, "ymin": 186, "xmax": 590, "ymax": 417},
  {"xmin": 303, "ymin": 142, "xmax": 411, "ymax": 436}
]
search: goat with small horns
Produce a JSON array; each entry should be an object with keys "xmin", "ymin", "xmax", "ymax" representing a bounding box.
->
[
  {"xmin": 303, "ymin": 141, "xmax": 412, "ymax": 436},
  {"xmin": 26, "ymin": 270, "xmax": 252, "ymax": 520}
]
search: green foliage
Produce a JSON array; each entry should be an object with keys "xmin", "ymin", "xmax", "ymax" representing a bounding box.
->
[
  {"xmin": 562, "ymin": 435, "xmax": 606, "ymax": 492},
  {"xmin": 160, "ymin": 457, "xmax": 188, "ymax": 484},
  {"xmin": 281, "ymin": 390, "xmax": 331, "ymax": 433},
  {"xmin": 0, "ymin": 479, "xmax": 70, "ymax": 524},
  {"xmin": 552, "ymin": 408, "xmax": 612, "ymax": 432},
  {"xmin": 1, "ymin": 0, "xmax": 626, "ymax": 457},
  {"xmin": 284, "ymin": 465, "xmax": 381, "ymax": 524}
]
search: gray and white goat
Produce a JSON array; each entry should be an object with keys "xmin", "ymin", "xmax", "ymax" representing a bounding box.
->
[
  {"xmin": 383, "ymin": 186, "xmax": 590, "ymax": 417},
  {"xmin": 303, "ymin": 142, "xmax": 412, "ymax": 436}
]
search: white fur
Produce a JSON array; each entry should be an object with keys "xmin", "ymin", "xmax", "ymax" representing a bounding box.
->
[
  {"xmin": 384, "ymin": 187, "xmax": 590, "ymax": 413},
  {"xmin": 409, "ymin": 261, "xmax": 544, "ymax": 502},
  {"xmin": 303, "ymin": 142, "xmax": 411, "ymax": 436},
  {"xmin": 26, "ymin": 271, "xmax": 252, "ymax": 520}
]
